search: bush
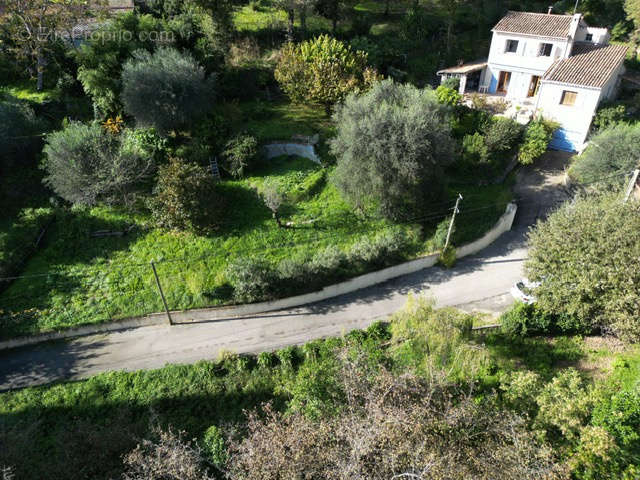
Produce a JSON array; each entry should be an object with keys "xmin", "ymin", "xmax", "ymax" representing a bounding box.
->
[
  {"xmin": 331, "ymin": 80, "xmax": 454, "ymax": 221},
  {"xmin": 149, "ymin": 158, "xmax": 223, "ymax": 232},
  {"xmin": 43, "ymin": 123, "xmax": 155, "ymax": 206},
  {"xmin": 221, "ymin": 134, "xmax": 260, "ymax": 178},
  {"xmin": 438, "ymin": 245, "xmax": 456, "ymax": 268},
  {"xmin": 535, "ymin": 369, "xmax": 594, "ymax": 441},
  {"xmin": 526, "ymin": 193, "xmax": 640, "ymax": 341},
  {"xmin": 202, "ymin": 425, "xmax": 228, "ymax": 469},
  {"xmin": 122, "ymin": 47, "xmax": 214, "ymax": 133},
  {"xmin": 568, "ymin": 123, "xmax": 640, "ymax": 187},
  {"xmin": 310, "ymin": 245, "xmax": 346, "ymax": 274},
  {"xmin": 593, "ymin": 103, "xmax": 628, "ymax": 131},
  {"xmin": 462, "ymin": 132, "xmax": 489, "ymax": 164},
  {"xmin": 435, "ymin": 85, "xmax": 462, "ymax": 106},
  {"xmin": 500, "ymin": 302, "xmax": 552, "ymax": 336},
  {"xmin": 347, "ymin": 228, "xmax": 409, "ymax": 268},
  {"xmin": 483, "ymin": 116, "xmax": 523, "ymax": 154},
  {"xmin": 226, "ymin": 257, "xmax": 278, "ymax": 303},
  {"xmin": 517, "ymin": 119, "xmax": 557, "ymax": 165},
  {"xmin": 274, "ymin": 35, "xmax": 379, "ymax": 113},
  {"xmin": 442, "ymin": 77, "xmax": 460, "ymax": 91}
]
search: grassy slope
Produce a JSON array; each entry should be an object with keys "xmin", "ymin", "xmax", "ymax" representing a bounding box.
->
[
  {"xmin": 0, "ymin": 151, "xmax": 510, "ymax": 338},
  {"xmin": 0, "ymin": 324, "xmax": 635, "ymax": 480}
]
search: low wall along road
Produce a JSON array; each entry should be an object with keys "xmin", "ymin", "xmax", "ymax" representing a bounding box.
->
[{"xmin": 0, "ymin": 203, "xmax": 517, "ymax": 351}]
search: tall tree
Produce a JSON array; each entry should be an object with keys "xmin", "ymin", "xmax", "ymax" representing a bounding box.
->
[
  {"xmin": 330, "ymin": 80, "xmax": 455, "ymax": 220},
  {"xmin": 625, "ymin": 0, "xmax": 640, "ymax": 38},
  {"xmin": 275, "ymin": 34, "xmax": 379, "ymax": 114},
  {"xmin": 0, "ymin": 0, "xmax": 106, "ymax": 90}
]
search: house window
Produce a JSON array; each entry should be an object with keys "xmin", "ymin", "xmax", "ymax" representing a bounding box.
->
[
  {"xmin": 585, "ymin": 33, "xmax": 593, "ymax": 42},
  {"xmin": 539, "ymin": 43, "xmax": 553, "ymax": 57},
  {"xmin": 505, "ymin": 39, "xmax": 519, "ymax": 53},
  {"xmin": 560, "ymin": 90, "xmax": 577, "ymax": 106}
]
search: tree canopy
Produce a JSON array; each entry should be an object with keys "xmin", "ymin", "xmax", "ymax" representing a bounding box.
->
[
  {"xmin": 274, "ymin": 34, "xmax": 379, "ymax": 113},
  {"xmin": 121, "ymin": 47, "xmax": 214, "ymax": 133},
  {"xmin": 526, "ymin": 193, "xmax": 640, "ymax": 341},
  {"xmin": 569, "ymin": 123, "xmax": 640, "ymax": 187},
  {"xmin": 43, "ymin": 122, "xmax": 155, "ymax": 206},
  {"xmin": 330, "ymin": 79, "xmax": 454, "ymax": 220}
]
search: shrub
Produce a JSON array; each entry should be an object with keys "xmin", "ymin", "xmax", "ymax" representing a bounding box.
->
[
  {"xmin": 568, "ymin": 123, "xmax": 640, "ymax": 187},
  {"xmin": 438, "ymin": 245, "xmax": 456, "ymax": 268},
  {"xmin": 435, "ymin": 85, "xmax": 462, "ymax": 106},
  {"xmin": 535, "ymin": 369, "xmax": 594, "ymax": 441},
  {"xmin": 226, "ymin": 257, "xmax": 278, "ymax": 303},
  {"xmin": 122, "ymin": 427, "xmax": 213, "ymax": 480},
  {"xmin": 331, "ymin": 79, "xmax": 454, "ymax": 221},
  {"xmin": 442, "ymin": 77, "xmax": 460, "ymax": 91},
  {"xmin": 500, "ymin": 302, "xmax": 553, "ymax": 336},
  {"xmin": 593, "ymin": 103, "xmax": 628, "ymax": 131},
  {"xmin": 390, "ymin": 297, "xmax": 485, "ymax": 380},
  {"xmin": 348, "ymin": 228, "xmax": 409, "ymax": 267},
  {"xmin": 462, "ymin": 132, "xmax": 489, "ymax": 164},
  {"xmin": 149, "ymin": 158, "xmax": 222, "ymax": 232},
  {"xmin": 43, "ymin": 122, "xmax": 155, "ymax": 206},
  {"xmin": 517, "ymin": 119, "xmax": 557, "ymax": 165},
  {"xmin": 526, "ymin": 193, "xmax": 640, "ymax": 341},
  {"xmin": 202, "ymin": 425, "xmax": 228, "ymax": 469},
  {"xmin": 310, "ymin": 245, "xmax": 347, "ymax": 274},
  {"xmin": 275, "ymin": 35, "xmax": 380, "ymax": 113},
  {"xmin": 221, "ymin": 134, "xmax": 261, "ymax": 178},
  {"xmin": 499, "ymin": 370, "xmax": 543, "ymax": 417},
  {"xmin": 121, "ymin": 48, "xmax": 214, "ymax": 133},
  {"xmin": 483, "ymin": 116, "xmax": 524, "ymax": 154}
]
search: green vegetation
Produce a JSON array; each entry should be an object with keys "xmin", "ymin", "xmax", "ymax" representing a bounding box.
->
[
  {"xmin": 0, "ymin": 153, "xmax": 510, "ymax": 338},
  {"xmin": 568, "ymin": 122, "xmax": 640, "ymax": 186},
  {"xmin": 1, "ymin": 299, "xmax": 638, "ymax": 479},
  {"xmin": 526, "ymin": 193, "xmax": 640, "ymax": 341}
]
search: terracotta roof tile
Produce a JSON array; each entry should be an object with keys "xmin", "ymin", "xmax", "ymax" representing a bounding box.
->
[
  {"xmin": 493, "ymin": 11, "xmax": 573, "ymax": 38},
  {"xmin": 543, "ymin": 43, "xmax": 628, "ymax": 88}
]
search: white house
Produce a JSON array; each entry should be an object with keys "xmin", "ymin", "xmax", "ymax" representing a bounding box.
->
[{"xmin": 438, "ymin": 10, "xmax": 628, "ymax": 151}]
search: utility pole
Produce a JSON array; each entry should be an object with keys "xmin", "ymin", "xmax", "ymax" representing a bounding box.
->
[
  {"xmin": 573, "ymin": 0, "xmax": 580, "ymax": 14},
  {"xmin": 151, "ymin": 261, "xmax": 173, "ymax": 326},
  {"xmin": 624, "ymin": 169, "xmax": 640, "ymax": 203},
  {"xmin": 444, "ymin": 193, "xmax": 463, "ymax": 251}
]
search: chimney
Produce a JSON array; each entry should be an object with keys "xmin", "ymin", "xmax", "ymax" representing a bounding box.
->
[{"xmin": 548, "ymin": 6, "xmax": 554, "ymax": 14}]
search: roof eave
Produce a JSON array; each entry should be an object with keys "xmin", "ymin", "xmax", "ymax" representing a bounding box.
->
[{"xmin": 491, "ymin": 29, "xmax": 569, "ymax": 40}]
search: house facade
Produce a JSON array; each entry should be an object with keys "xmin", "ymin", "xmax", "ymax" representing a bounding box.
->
[{"xmin": 438, "ymin": 10, "xmax": 628, "ymax": 151}]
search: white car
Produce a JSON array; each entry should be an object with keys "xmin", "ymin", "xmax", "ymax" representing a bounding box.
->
[{"xmin": 510, "ymin": 278, "xmax": 540, "ymax": 304}]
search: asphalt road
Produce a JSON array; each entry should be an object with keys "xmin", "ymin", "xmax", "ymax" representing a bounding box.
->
[{"xmin": 0, "ymin": 152, "xmax": 571, "ymax": 391}]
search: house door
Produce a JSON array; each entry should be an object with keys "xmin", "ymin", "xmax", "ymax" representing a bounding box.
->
[
  {"xmin": 527, "ymin": 75, "xmax": 540, "ymax": 97},
  {"xmin": 497, "ymin": 71, "xmax": 511, "ymax": 93}
]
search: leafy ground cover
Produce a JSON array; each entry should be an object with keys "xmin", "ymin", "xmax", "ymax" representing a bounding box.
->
[
  {"xmin": 0, "ymin": 304, "xmax": 636, "ymax": 480},
  {"xmin": 0, "ymin": 151, "xmax": 511, "ymax": 339}
]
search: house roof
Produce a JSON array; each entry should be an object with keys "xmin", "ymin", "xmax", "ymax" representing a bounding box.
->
[
  {"xmin": 437, "ymin": 59, "xmax": 488, "ymax": 75},
  {"xmin": 493, "ymin": 11, "xmax": 574, "ymax": 38},
  {"xmin": 543, "ymin": 42, "xmax": 628, "ymax": 88}
]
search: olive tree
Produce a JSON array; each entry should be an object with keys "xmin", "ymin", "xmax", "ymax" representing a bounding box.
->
[
  {"xmin": 274, "ymin": 35, "xmax": 380, "ymax": 114},
  {"xmin": 121, "ymin": 47, "xmax": 214, "ymax": 133},
  {"xmin": 43, "ymin": 122, "xmax": 155, "ymax": 206},
  {"xmin": 330, "ymin": 79, "xmax": 455, "ymax": 220},
  {"xmin": 568, "ymin": 123, "xmax": 640, "ymax": 187},
  {"xmin": 526, "ymin": 193, "xmax": 640, "ymax": 341}
]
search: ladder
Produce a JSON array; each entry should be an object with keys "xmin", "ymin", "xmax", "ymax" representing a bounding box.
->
[{"xmin": 210, "ymin": 157, "xmax": 221, "ymax": 182}]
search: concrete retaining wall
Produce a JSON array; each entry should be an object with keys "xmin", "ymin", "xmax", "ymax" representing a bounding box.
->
[
  {"xmin": 263, "ymin": 143, "xmax": 321, "ymax": 164},
  {"xmin": 0, "ymin": 203, "xmax": 517, "ymax": 351}
]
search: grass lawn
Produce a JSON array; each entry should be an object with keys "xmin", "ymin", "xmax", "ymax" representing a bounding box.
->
[{"xmin": 0, "ymin": 148, "xmax": 511, "ymax": 339}]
